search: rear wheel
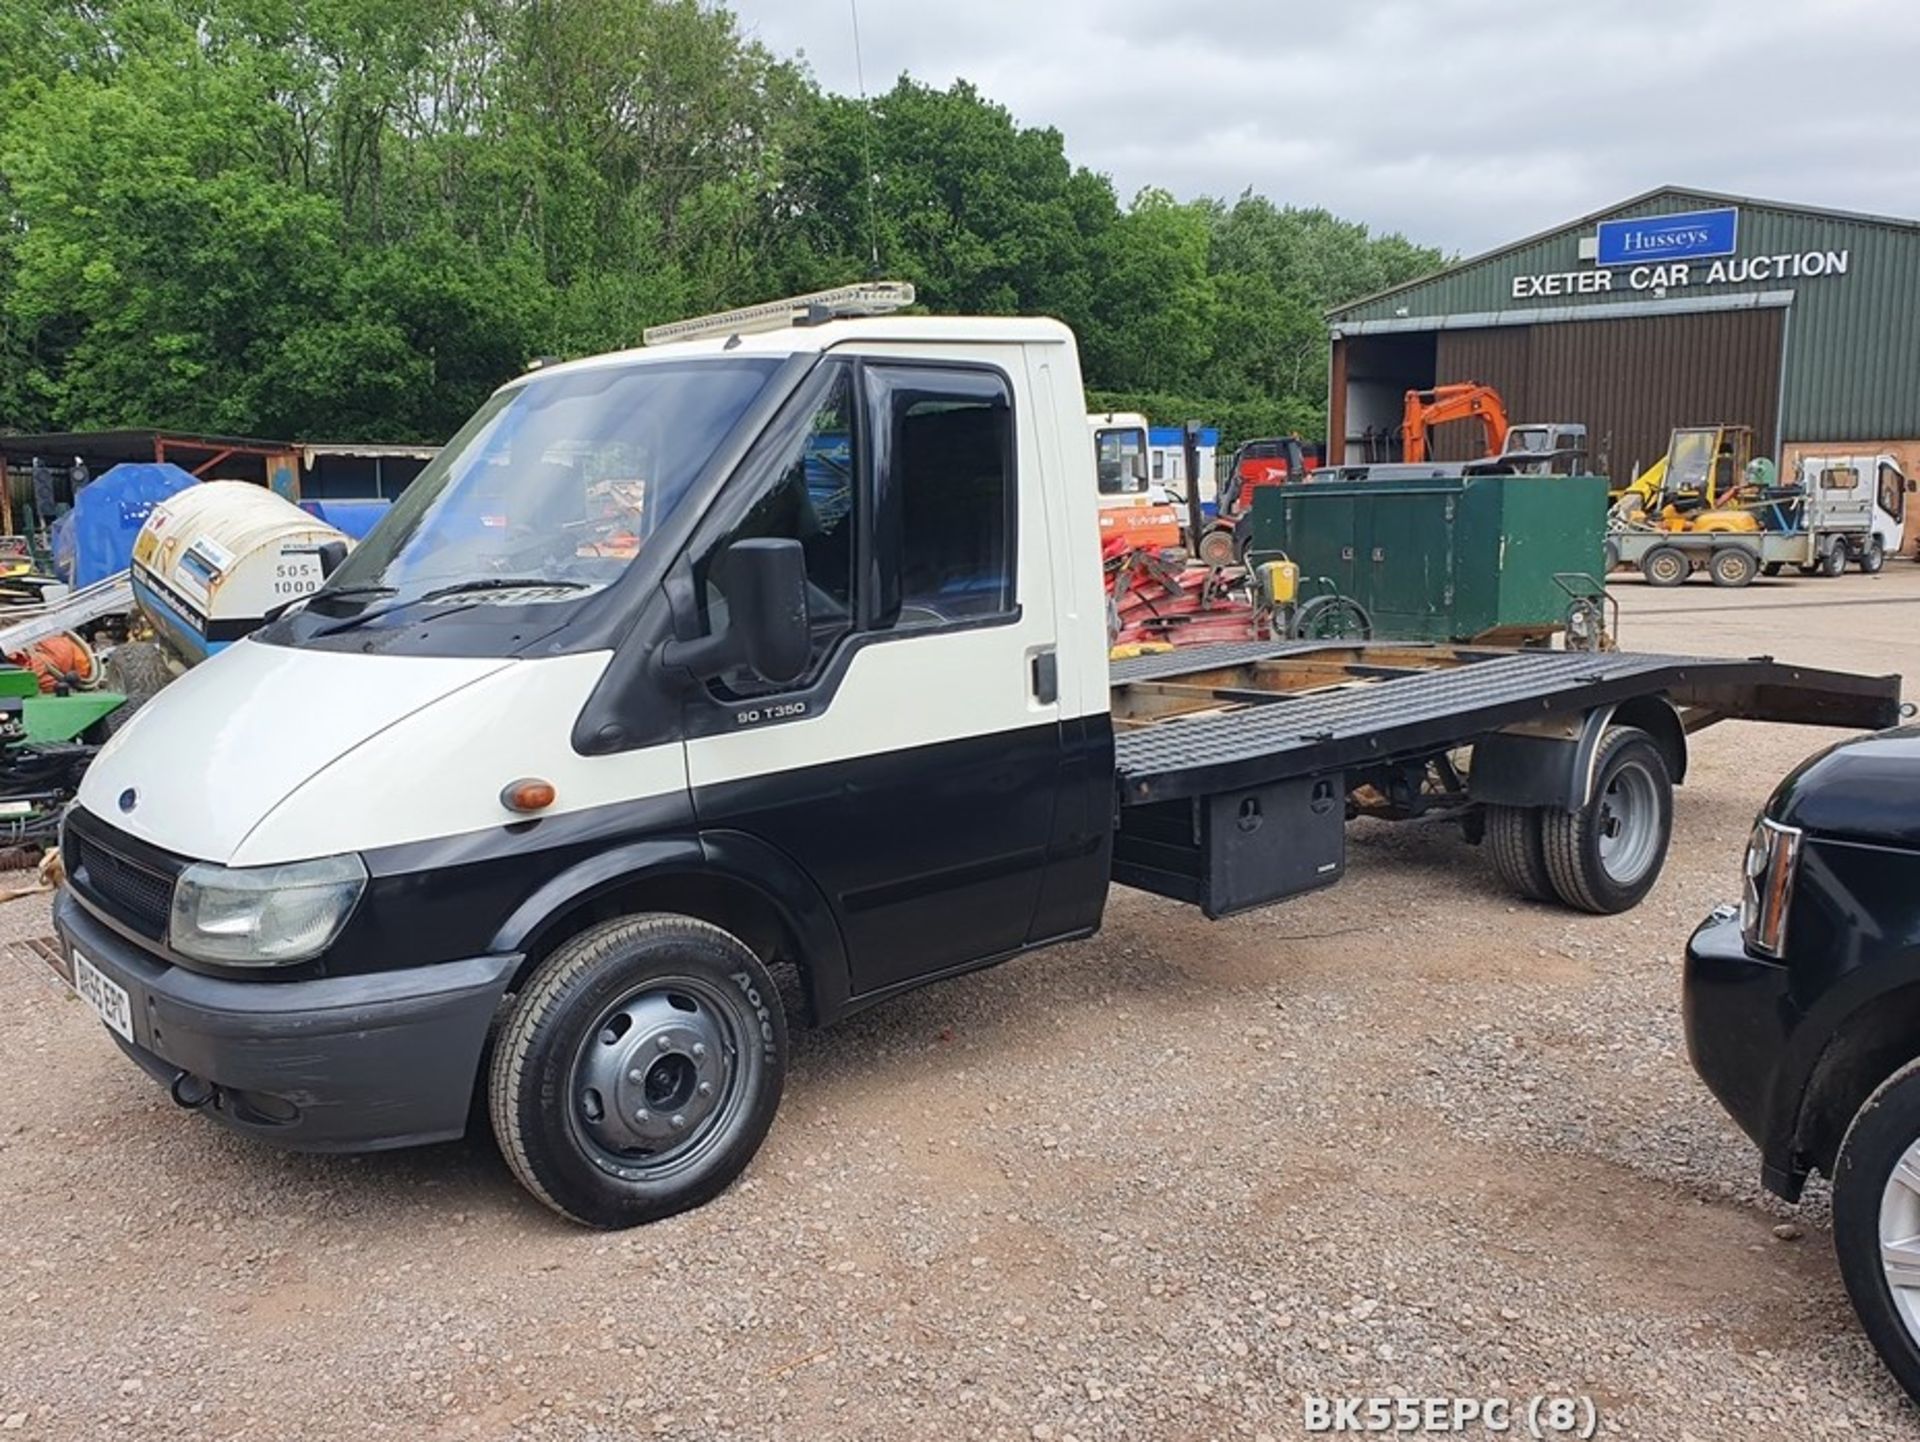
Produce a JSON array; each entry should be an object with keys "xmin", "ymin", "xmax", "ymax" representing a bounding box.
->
[
  {"xmin": 1819, "ymin": 537, "xmax": 1848, "ymax": 577},
  {"xmin": 1640, "ymin": 545, "xmax": 1689, "ymax": 588},
  {"xmin": 1540, "ymin": 726, "xmax": 1673, "ymax": 914},
  {"xmin": 1761, "ymin": 561, "xmax": 1784, "ymax": 577},
  {"xmin": 1833, "ymin": 1058, "xmax": 1920, "ymax": 1404},
  {"xmin": 1486, "ymin": 805, "xmax": 1554, "ymax": 902},
  {"xmin": 1861, "ymin": 538, "xmax": 1887, "ymax": 574},
  {"xmin": 489, "ymin": 914, "xmax": 787, "ymax": 1228},
  {"xmin": 1708, "ymin": 547, "xmax": 1758, "ymax": 588}
]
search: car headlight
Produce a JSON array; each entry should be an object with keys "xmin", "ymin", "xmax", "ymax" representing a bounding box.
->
[
  {"xmin": 169, "ymin": 853, "xmax": 367, "ymax": 966},
  {"xmin": 1740, "ymin": 817, "xmax": 1802, "ymax": 959}
]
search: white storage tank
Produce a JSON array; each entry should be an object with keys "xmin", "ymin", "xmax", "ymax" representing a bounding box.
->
[{"xmin": 130, "ymin": 481, "xmax": 352, "ymax": 664}]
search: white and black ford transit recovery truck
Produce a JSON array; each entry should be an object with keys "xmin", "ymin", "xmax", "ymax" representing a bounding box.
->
[{"xmin": 49, "ymin": 285, "xmax": 1902, "ymax": 1227}]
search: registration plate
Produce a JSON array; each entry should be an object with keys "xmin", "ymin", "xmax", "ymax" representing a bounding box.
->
[{"xmin": 70, "ymin": 950, "xmax": 134, "ymax": 1043}]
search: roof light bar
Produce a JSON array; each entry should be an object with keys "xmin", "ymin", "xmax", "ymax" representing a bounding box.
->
[{"xmin": 642, "ymin": 281, "xmax": 916, "ymax": 347}]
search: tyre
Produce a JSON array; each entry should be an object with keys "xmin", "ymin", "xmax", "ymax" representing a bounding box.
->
[
  {"xmin": 489, "ymin": 914, "xmax": 787, "ymax": 1228},
  {"xmin": 1797, "ymin": 563, "xmax": 1822, "ymax": 576},
  {"xmin": 1761, "ymin": 561, "xmax": 1783, "ymax": 577},
  {"xmin": 1708, "ymin": 547, "xmax": 1758, "ymax": 588},
  {"xmin": 1290, "ymin": 594, "xmax": 1373, "ymax": 641},
  {"xmin": 1197, "ymin": 526, "xmax": 1237, "ymax": 569},
  {"xmin": 98, "ymin": 640, "xmax": 175, "ymax": 734},
  {"xmin": 1819, "ymin": 538, "xmax": 1848, "ymax": 577},
  {"xmin": 1602, "ymin": 538, "xmax": 1621, "ymax": 573},
  {"xmin": 1833, "ymin": 1057, "xmax": 1920, "ymax": 1404},
  {"xmin": 1640, "ymin": 545, "xmax": 1689, "ymax": 588},
  {"xmin": 1540, "ymin": 726, "xmax": 1673, "ymax": 914},
  {"xmin": 1861, "ymin": 538, "xmax": 1887, "ymax": 574},
  {"xmin": 1485, "ymin": 805, "xmax": 1554, "ymax": 902}
]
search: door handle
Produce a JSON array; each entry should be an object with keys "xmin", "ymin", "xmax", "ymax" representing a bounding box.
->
[{"xmin": 1030, "ymin": 649, "xmax": 1059, "ymax": 705}]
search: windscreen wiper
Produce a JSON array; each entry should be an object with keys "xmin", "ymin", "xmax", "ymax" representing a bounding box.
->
[{"xmin": 309, "ymin": 578, "xmax": 589, "ymax": 637}]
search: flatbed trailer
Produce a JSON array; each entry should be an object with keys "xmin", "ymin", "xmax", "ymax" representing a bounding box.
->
[{"xmin": 1106, "ymin": 639, "xmax": 1902, "ymax": 917}]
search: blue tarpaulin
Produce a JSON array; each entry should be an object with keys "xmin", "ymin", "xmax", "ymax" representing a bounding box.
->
[
  {"xmin": 50, "ymin": 462, "xmax": 198, "ymax": 587},
  {"xmin": 299, "ymin": 498, "xmax": 391, "ymax": 540}
]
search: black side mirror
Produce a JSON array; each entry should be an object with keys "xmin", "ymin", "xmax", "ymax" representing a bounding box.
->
[
  {"xmin": 661, "ymin": 537, "xmax": 811, "ymax": 686},
  {"xmin": 316, "ymin": 540, "xmax": 349, "ymax": 578}
]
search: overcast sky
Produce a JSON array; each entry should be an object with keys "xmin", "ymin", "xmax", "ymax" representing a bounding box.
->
[{"xmin": 727, "ymin": 0, "xmax": 1920, "ymax": 257}]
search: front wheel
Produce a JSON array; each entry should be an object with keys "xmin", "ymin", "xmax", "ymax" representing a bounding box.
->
[
  {"xmin": 488, "ymin": 915, "xmax": 787, "ymax": 1228},
  {"xmin": 1833, "ymin": 1058, "xmax": 1920, "ymax": 1403},
  {"xmin": 1197, "ymin": 525, "xmax": 1237, "ymax": 569},
  {"xmin": 1539, "ymin": 725, "xmax": 1673, "ymax": 914}
]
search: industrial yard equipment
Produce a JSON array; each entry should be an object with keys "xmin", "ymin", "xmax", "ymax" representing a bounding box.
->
[
  {"xmin": 1401, "ymin": 382, "xmax": 1510, "ymax": 463},
  {"xmin": 1247, "ymin": 471, "xmax": 1610, "ymax": 645},
  {"xmin": 1606, "ymin": 427, "xmax": 1911, "ymax": 586},
  {"xmin": 1195, "ymin": 435, "xmax": 1315, "ymax": 567},
  {"xmin": 130, "ymin": 481, "xmax": 350, "ymax": 664},
  {"xmin": 1089, "ymin": 412, "xmax": 1185, "ymax": 556}
]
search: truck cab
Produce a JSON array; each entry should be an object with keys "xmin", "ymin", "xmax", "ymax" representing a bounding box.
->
[
  {"xmin": 1088, "ymin": 410, "xmax": 1183, "ymax": 554},
  {"xmin": 55, "ymin": 286, "xmax": 1115, "ymax": 1227},
  {"xmin": 1795, "ymin": 453, "xmax": 1910, "ymax": 572}
]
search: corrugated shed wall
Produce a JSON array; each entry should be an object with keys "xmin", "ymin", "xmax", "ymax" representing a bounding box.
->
[
  {"xmin": 1329, "ymin": 191, "xmax": 1920, "ymax": 442},
  {"xmin": 1433, "ymin": 309, "xmax": 1783, "ymax": 477}
]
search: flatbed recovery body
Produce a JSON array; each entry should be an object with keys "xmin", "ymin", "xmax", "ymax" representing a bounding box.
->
[{"xmin": 1104, "ymin": 639, "xmax": 1900, "ymax": 916}]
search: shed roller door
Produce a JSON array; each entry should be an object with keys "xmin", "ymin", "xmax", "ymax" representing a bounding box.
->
[{"xmin": 1434, "ymin": 307, "xmax": 1784, "ymax": 480}]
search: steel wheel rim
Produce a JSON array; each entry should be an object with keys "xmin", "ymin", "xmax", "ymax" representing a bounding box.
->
[
  {"xmin": 1596, "ymin": 759, "xmax": 1660, "ymax": 884},
  {"xmin": 568, "ymin": 974, "xmax": 745, "ymax": 1181},
  {"xmin": 1651, "ymin": 553, "xmax": 1682, "ymax": 583},
  {"xmin": 1880, "ymin": 1139, "xmax": 1920, "ymax": 1345}
]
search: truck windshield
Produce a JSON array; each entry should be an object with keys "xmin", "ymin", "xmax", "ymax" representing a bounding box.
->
[{"xmin": 317, "ymin": 357, "xmax": 780, "ymax": 608}]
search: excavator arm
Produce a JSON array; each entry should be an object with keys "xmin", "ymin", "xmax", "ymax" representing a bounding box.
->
[{"xmin": 1401, "ymin": 383, "xmax": 1510, "ymax": 463}]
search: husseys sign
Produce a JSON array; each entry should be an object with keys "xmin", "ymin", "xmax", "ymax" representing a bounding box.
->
[{"xmin": 1510, "ymin": 206, "xmax": 1851, "ymax": 301}]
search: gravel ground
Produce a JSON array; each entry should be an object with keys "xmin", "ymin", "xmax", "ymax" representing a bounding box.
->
[{"xmin": 3, "ymin": 565, "xmax": 1918, "ymax": 1440}]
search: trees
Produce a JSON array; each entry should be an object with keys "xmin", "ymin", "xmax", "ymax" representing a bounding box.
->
[{"xmin": 0, "ymin": 2, "xmax": 1444, "ymax": 448}]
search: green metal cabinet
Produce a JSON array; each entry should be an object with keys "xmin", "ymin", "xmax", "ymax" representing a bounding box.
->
[{"xmin": 1248, "ymin": 474, "xmax": 1609, "ymax": 643}]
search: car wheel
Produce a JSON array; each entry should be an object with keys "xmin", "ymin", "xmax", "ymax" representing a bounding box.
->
[
  {"xmin": 1833, "ymin": 1057, "xmax": 1920, "ymax": 1404},
  {"xmin": 1640, "ymin": 545, "xmax": 1689, "ymax": 587},
  {"xmin": 1708, "ymin": 547, "xmax": 1758, "ymax": 588},
  {"xmin": 1861, "ymin": 538, "xmax": 1887, "ymax": 574},
  {"xmin": 1540, "ymin": 726, "xmax": 1673, "ymax": 914},
  {"xmin": 489, "ymin": 914, "xmax": 787, "ymax": 1229},
  {"xmin": 1602, "ymin": 538, "xmax": 1621, "ymax": 573},
  {"xmin": 1820, "ymin": 538, "xmax": 1848, "ymax": 577},
  {"xmin": 1485, "ymin": 804, "xmax": 1554, "ymax": 902},
  {"xmin": 1761, "ymin": 561, "xmax": 1783, "ymax": 577}
]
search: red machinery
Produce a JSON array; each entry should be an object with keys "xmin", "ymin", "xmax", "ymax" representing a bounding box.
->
[
  {"xmin": 1196, "ymin": 436, "xmax": 1317, "ymax": 568},
  {"xmin": 1105, "ymin": 537, "xmax": 1267, "ymax": 649}
]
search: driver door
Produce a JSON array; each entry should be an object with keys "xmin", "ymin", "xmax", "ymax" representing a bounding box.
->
[{"xmin": 683, "ymin": 354, "xmax": 1065, "ymax": 999}]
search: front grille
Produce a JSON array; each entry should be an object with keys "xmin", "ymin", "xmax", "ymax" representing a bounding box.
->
[{"xmin": 68, "ymin": 825, "xmax": 176, "ymax": 940}]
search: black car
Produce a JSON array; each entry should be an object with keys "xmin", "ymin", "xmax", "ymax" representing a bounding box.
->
[{"xmin": 1686, "ymin": 724, "xmax": 1920, "ymax": 1399}]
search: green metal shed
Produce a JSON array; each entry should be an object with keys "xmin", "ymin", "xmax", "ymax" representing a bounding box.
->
[{"xmin": 1323, "ymin": 187, "xmax": 1920, "ymax": 488}]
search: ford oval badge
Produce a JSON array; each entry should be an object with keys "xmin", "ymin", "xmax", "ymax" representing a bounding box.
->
[{"xmin": 117, "ymin": 787, "xmax": 137, "ymax": 814}]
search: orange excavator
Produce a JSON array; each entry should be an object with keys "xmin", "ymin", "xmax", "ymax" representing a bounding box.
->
[{"xmin": 1401, "ymin": 383, "xmax": 1510, "ymax": 463}]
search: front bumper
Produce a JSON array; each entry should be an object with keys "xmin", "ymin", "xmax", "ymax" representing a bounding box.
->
[
  {"xmin": 53, "ymin": 889, "xmax": 521, "ymax": 1153},
  {"xmin": 1682, "ymin": 904, "xmax": 1803, "ymax": 1198}
]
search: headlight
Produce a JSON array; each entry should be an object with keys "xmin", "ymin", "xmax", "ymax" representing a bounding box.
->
[
  {"xmin": 169, "ymin": 853, "xmax": 367, "ymax": 966},
  {"xmin": 1739, "ymin": 817, "xmax": 1802, "ymax": 958}
]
